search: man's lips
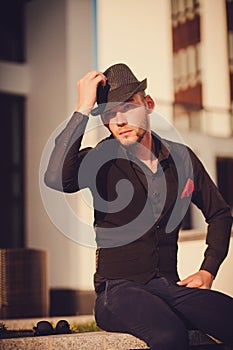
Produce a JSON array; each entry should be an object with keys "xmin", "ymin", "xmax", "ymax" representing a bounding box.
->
[{"xmin": 119, "ymin": 129, "xmax": 133, "ymax": 136}]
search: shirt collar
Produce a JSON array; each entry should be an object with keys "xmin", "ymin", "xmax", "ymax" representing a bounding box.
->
[{"xmin": 152, "ymin": 132, "xmax": 170, "ymax": 162}]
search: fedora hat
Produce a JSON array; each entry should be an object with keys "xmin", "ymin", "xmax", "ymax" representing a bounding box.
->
[{"xmin": 91, "ymin": 63, "xmax": 147, "ymax": 116}]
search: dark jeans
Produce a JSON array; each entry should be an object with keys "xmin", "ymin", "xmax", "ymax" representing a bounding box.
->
[{"xmin": 94, "ymin": 277, "xmax": 233, "ymax": 350}]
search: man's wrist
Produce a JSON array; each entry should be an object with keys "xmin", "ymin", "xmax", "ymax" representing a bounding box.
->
[
  {"xmin": 76, "ymin": 106, "xmax": 92, "ymax": 116},
  {"xmin": 200, "ymin": 269, "xmax": 214, "ymax": 280}
]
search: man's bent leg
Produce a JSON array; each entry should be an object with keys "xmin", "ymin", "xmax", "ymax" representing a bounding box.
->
[
  {"xmin": 155, "ymin": 280, "xmax": 233, "ymax": 346},
  {"xmin": 95, "ymin": 279, "xmax": 189, "ymax": 350},
  {"xmin": 177, "ymin": 288, "xmax": 233, "ymax": 345}
]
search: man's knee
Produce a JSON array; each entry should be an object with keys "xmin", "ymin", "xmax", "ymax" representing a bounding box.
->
[{"xmin": 148, "ymin": 327, "xmax": 189, "ymax": 350}]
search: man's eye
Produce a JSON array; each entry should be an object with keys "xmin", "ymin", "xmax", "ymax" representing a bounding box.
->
[
  {"xmin": 122, "ymin": 103, "xmax": 135, "ymax": 112},
  {"xmin": 103, "ymin": 111, "xmax": 116, "ymax": 121}
]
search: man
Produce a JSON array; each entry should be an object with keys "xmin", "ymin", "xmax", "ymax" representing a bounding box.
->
[{"xmin": 45, "ymin": 63, "xmax": 233, "ymax": 350}]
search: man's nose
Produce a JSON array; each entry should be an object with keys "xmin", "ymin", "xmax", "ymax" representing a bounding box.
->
[{"xmin": 116, "ymin": 112, "xmax": 127, "ymax": 126}]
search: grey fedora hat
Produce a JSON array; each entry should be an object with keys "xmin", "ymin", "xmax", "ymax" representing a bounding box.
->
[{"xmin": 91, "ymin": 63, "xmax": 147, "ymax": 116}]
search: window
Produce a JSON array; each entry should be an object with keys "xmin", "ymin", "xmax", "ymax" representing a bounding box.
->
[
  {"xmin": 216, "ymin": 156, "xmax": 233, "ymax": 215},
  {"xmin": 0, "ymin": 0, "xmax": 25, "ymax": 62},
  {"xmin": 171, "ymin": 0, "xmax": 203, "ymax": 131},
  {"xmin": 0, "ymin": 93, "xmax": 25, "ymax": 248},
  {"xmin": 226, "ymin": 0, "xmax": 233, "ymax": 102}
]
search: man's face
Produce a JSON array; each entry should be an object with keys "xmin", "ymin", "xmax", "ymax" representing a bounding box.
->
[{"xmin": 101, "ymin": 93, "xmax": 153, "ymax": 147}]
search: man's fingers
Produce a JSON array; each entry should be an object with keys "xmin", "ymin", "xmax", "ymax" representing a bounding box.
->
[
  {"xmin": 177, "ymin": 271, "xmax": 214, "ymax": 290},
  {"xmin": 178, "ymin": 277, "xmax": 204, "ymax": 288},
  {"xmin": 76, "ymin": 70, "xmax": 107, "ymax": 114},
  {"xmin": 85, "ymin": 71, "xmax": 107, "ymax": 85},
  {"xmin": 186, "ymin": 281, "xmax": 203, "ymax": 288},
  {"xmin": 177, "ymin": 277, "xmax": 190, "ymax": 286}
]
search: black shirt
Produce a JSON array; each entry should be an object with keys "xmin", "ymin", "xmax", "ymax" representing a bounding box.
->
[{"xmin": 44, "ymin": 112, "xmax": 232, "ymax": 292}]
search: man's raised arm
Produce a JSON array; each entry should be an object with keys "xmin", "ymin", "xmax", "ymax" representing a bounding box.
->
[{"xmin": 44, "ymin": 70, "xmax": 106, "ymax": 192}]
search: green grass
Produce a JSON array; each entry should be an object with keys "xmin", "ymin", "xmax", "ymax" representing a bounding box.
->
[
  {"xmin": 0, "ymin": 320, "xmax": 102, "ymax": 338},
  {"xmin": 71, "ymin": 321, "xmax": 101, "ymax": 333}
]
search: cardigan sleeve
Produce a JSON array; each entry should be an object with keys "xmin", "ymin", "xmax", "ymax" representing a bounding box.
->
[
  {"xmin": 44, "ymin": 112, "xmax": 91, "ymax": 193},
  {"xmin": 190, "ymin": 149, "xmax": 232, "ymax": 277}
]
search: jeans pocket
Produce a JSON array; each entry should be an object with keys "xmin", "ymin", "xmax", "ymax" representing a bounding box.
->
[
  {"xmin": 160, "ymin": 276, "xmax": 170, "ymax": 287},
  {"xmin": 104, "ymin": 280, "xmax": 109, "ymax": 306}
]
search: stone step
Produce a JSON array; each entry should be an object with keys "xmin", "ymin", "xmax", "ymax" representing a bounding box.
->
[
  {"xmin": 0, "ymin": 331, "xmax": 148, "ymax": 350},
  {"xmin": 0, "ymin": 316, "xmax": 231, "ymax": 350},
  {"xmin": 0, "ymin": 330, "xmax": 230, "ymax": 350}
]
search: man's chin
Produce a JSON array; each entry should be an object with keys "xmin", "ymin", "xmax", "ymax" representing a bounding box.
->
[{"xmin": 118, "ymin": 137, "xmax": 138, "ymax": 147}]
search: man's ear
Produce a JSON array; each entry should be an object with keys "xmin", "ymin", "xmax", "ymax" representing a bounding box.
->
[{"xmin": 145, "ymin": 95, "xmax": 155, "ymax": 113}]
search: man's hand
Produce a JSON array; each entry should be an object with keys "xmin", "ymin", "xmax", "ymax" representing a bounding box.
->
[
  {"xmin": 177, "ymin": 270, "xmax": 214, "ymax": 289},
  {"xmin": 76, "ymin": 70, "xmax": 107, "ymax": 116}
]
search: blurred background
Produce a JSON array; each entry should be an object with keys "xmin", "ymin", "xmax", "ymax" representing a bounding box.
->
[{"xmin": 0, "ymin": 0, "xmax": 232, "ymax": 319}]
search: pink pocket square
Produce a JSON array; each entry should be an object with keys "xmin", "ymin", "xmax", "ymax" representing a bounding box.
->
[{"xmin": 181, "ymin": 178, "xmax": 194, "ymax": 199}]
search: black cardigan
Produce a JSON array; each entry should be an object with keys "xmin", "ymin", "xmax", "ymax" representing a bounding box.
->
[{"xmin": 44, "ymin": 112, "xmax": 232, "ymax": 291}]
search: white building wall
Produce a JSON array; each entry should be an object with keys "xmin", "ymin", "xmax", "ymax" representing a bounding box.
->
[
  {"xmin": 25, "ymin": 0, "xmax": 96, "ymax": 291},
  {"xmin": 201, "ymin": 0, "xmax": 231, "ymax": 137},
  {"xmin": 97, "ymin": 0, "xmax": 174, "ymax": 123},
  {"xmin": 1, "ymin": 0, "xmax": 232, "ymax": 297}
]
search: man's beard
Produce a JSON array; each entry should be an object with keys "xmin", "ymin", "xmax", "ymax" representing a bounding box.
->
[
  {"xmin": 119, "ymin": 113, "xmax": 149, "ymax": 148},
  {"xmin": 119, "ymin": 128, "xmax": 147, "ymax": 147}
]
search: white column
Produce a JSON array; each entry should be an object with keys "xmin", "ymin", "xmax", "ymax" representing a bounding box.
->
[
  {"xmin": 97, "ymin": 0, "xmax": 174, "ymax": 125},
  {"xmin": 26, "ymin": 0, "xmax": 96, "ymax": 291},
  {"xmin": 201, "ymin": 0, "xmax": 231, "ymax": 136}
]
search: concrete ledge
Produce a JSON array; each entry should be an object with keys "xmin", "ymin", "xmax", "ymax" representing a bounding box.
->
[
  {"xmin": 0, "ymin": 331, "xmax": 149, "ymax": 350},
  {"xmin": 0, "ymin": 330, "xmax": 226, "ymax": 350},
  {"xmin": 1, "ymin": 316, "xmax": 229, "ymax": 350}
]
